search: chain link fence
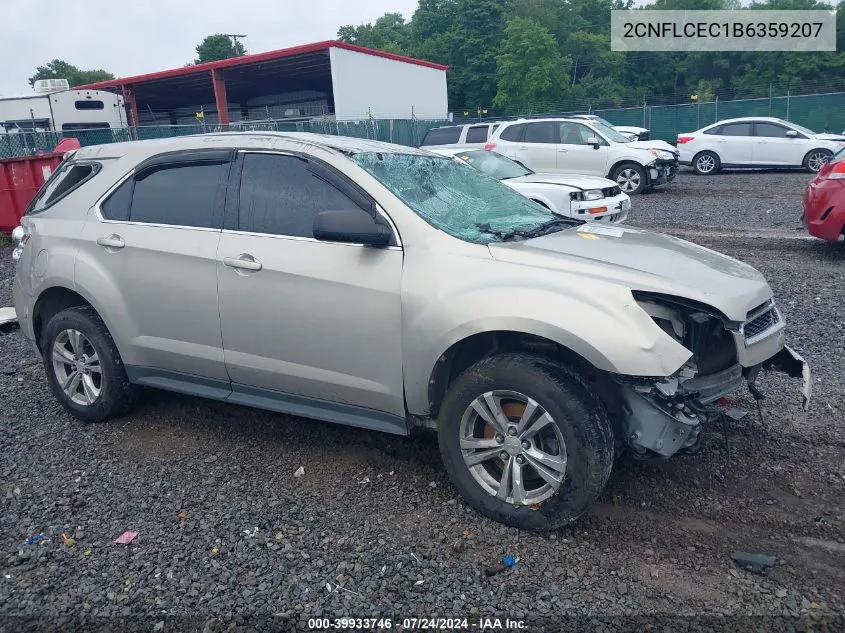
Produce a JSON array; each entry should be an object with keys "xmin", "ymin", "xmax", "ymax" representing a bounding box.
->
[
  {"xmin": 0, "ymin": 119, "xmax": 447, "ymax": 160},
  {"xmin": 2, "ymin": 90, "xmax": 845, "ymax": 160}
]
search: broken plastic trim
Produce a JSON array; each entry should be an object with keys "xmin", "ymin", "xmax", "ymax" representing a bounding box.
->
[
  {"xmin": 764, "ymin": 345, "xmax": 812, "ymax": 411},
  {"xmin": 630, "ymin": 290, "xmax": 741, "ymax": 330}
]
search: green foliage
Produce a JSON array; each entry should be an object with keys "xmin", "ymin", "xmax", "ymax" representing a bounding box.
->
[
  {"xmin": 195, "ymin": 34, "xmax": 246, "ymax": 65},
  {"xmin": 335, "ymin": 0, "xmax": 845, "ymax": 113},
  {"xmin": 493, "ymin": 18, "xmax": 569, "ymax": 111},
  {"xmin": 29, "ymin": 60, "xmax": 114, "ymax": 88}
]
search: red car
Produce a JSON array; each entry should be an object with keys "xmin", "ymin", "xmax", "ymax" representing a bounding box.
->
[{"xmin": 803, "ymin": 151, "xmax": 845, "ymax": 241}]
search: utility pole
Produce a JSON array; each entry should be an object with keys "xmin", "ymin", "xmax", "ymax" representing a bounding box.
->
[{"xmin": 223, "ymin": 34, "xmax": 247, "ymax": 52}]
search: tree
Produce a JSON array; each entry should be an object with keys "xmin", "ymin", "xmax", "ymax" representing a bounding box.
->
[
  {"xmin": 195, "ymin": 34, "xmax": 246, "ymax": 65},
  {"xmin": 493, "ymin": 17, "xmax": 569, "ymax": 112},
  {"xmin": 337, "ymin": 13, "xmax": 411, "ymax": 54},
  {"xmin": 29, "ymin": 59, "xmax": 114, "ymax": 88}
]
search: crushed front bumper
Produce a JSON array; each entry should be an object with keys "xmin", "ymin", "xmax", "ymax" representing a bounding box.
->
[
  {"xmin": 618, "ymin": 344, "xmax": 811, "ymax": 459},
  {"xmin": 648, "ymin": 159, "xmax": 679, "ymax": 187}
]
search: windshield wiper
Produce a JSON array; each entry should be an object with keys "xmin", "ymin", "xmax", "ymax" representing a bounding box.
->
[
  {"xmin": 476, "ymin": 217, "xmax": 581, "ymax": 242},
  {"xmin": 499, "ymin": 217, "xmax": 582, "ymax": 241}
]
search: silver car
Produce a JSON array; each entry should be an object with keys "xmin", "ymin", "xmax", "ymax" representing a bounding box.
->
[{"xmin": 11, "ymin": 132, "xmax": 809, "ymax": 530}]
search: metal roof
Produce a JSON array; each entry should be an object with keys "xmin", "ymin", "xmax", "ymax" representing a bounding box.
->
[{"xmin": 75, "ymin": 40, "xmax": 448, "ymax": 91}]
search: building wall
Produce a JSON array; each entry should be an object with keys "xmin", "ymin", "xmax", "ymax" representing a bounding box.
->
[{"xmin": 329, "ymin": 48, "xmax": 447, "ymax": 121}]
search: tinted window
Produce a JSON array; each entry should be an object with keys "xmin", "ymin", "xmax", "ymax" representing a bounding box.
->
[
  {"xmin": 238, "ymin": 153, "xmax": 362, "ymax": 238},
  {"xmin": 523, "ymin": 122, "xmax": 558, "ymax": 144},
  {"xmin": 101, "ymin": 178, "xmax": 133, "ymax": 221},
  {"xmin": 720, "ymin": 123, "xmax": 752, "ymax": 137},
  {"xmin": 499, "ymin": 123, "xmax": 525, "ymax": 141},
  {"xmin": 703, "ymin": 126, "xmax": 721, "ymax": 135},
  {"xmin": 75, "ymin": 100, "xmax": 104, "ymax": 110},
  {"xmin": 129, "ymin": 163, "xmax": 225, "ymax": 228},
  {"xmin": 755, "ymin": 122, "xmax": 793, "ymax": 138},
  {"xmin": 465, "ymin": 126, "xmax": 489, "ymax": 143},
  {"xmin": 420, "ymin": 126, "xmax": 461, "ymax": 146}
]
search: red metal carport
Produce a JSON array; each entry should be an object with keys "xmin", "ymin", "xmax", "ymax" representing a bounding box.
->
[{"xmin": 76, "ymin": 40, "xmax": 447, "ymax": 128}]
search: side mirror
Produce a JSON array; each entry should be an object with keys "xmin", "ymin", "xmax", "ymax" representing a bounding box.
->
[
  {"xmin": 785, "ymin": 130, "xmax": 798, "ymax": 138},
  {"xmin": 313, "ymin": 209, "xmax": 392, "ymax": 246},
  {"xmin": 586, "ymin": 137, "xmax": 601, "ymax": 149}
]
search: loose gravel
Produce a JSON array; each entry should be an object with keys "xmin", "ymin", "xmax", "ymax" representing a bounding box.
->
[{"xmin": 1, "ymin": 169, "xmax": 843, "ymax": 632}]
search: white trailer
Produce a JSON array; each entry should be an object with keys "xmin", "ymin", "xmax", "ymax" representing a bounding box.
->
[{"xmin": 0, "ymin": 83, "xmax": 125, "ymax": 134}]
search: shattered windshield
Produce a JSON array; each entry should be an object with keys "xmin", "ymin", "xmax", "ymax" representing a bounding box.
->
[
  {"xmin": 353, "ymin": 152, "xmax": 569, "ymax": 243},
  {"xmin": 589, "ymin": 120, "xmax": 631, "ymax": 144},
  {"xmin": 453, "ymin": 150, "xmax": 533, "ymax": 180}
]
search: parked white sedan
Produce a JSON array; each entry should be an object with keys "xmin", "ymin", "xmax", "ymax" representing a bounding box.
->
[
  {"xmin": 678, "ymin": 117, "xmax": 845, "ymax": 175},
  {"xmin": 431, "ymin": 148, "xmax": 631, "ymax": 222}
]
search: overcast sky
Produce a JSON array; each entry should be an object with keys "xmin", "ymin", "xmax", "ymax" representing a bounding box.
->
[{"xmin": 0, "ymin": 0, "xmax": 419, "ymax": 96}]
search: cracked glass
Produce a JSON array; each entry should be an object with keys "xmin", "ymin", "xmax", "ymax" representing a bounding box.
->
[{"xmin": 353, "ymin": 152, "xmax": 555, "ymax": 244}]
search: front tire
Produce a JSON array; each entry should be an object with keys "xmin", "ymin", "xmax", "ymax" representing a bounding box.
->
[
  {"xmin": 692, "ymin": 151, "xmax": 721, "ymax": 175},
  {"xmin": 437, "ymin": 353, "xmax": 614, "ymax": 531},
  {"xmin": 804, "ymin": 149, "xmax": 832, "ymax": 173},
  {"xmin": 42, "ymin": 306, "xmax": 139, "ymax": 423},
  {"xmin": 611, "ymin": 163, "xmax": 648, "ymax": 195}
]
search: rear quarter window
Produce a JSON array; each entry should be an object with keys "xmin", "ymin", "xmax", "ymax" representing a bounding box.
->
[
  {"xmin": 28, "ymin": 161, "xmax": 101, "ymax": 215},
  {"xmin": 499, "ymin": 123, "xmax": 526, "ymax": 142}
]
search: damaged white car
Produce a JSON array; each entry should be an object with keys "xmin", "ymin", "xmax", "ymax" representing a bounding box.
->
[
  {"xmin": 430, "ymin": 147, "xmax": 630, "ymax": 222},
  {"xmin": 12, "ymin": 133, "xmax": 809, "ymax": 531}
]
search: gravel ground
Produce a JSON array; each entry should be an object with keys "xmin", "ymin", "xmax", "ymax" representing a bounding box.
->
[{"xmin": 1, "ymin": 170, "xmax": 844, "ymax": 632}]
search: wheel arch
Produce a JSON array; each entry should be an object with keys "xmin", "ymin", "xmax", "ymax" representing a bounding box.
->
[
  {"xmin": 32, "ymin": 285, "xmax": 95, "ymax": 352},
  {"xmin": 607, "ymin": 159, "xmax": 648, "ymax": 183},
  {"xmin": 425, "ymin": 330, "xmax": 604, "ymax": 420}
]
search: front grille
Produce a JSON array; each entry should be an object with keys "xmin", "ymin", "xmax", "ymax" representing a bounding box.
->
[
  {"xmin": 601, "ymin": 185, "xmax": 621, "ymax": 197},
  {"xmin": 743, "ymin": 301, "xmax": 783, "ymax": 343}
]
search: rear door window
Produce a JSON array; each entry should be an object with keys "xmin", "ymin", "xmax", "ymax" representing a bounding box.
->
[
  {"xmin": 465, "ymin": 126, "xmax": 489, "ymax": 143},
  {"xmin": 523, "ymin": 122, "xmax": 559, "ymax": 144},
  {"xmin": 720, "ymin": 123, "xmax": 753, "ymax": 137},
  {"xmin": 129, "ymin": 162, "xmax": 228, "ymax": 228},
  {"xmin": 420, "ymin": 127, "xmax": 462, "ymax": 146},
  {"xmin": 755, "ymin": 122, "xmax": 797, "ymax": 138}
]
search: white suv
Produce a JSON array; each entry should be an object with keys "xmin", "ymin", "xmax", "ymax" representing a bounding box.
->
[{"xmin": 487, "ymin": 118, "xmax": 679, "ymax": 194}]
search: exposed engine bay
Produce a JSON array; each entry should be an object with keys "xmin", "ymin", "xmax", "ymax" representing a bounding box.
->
[{"xmin": 614, "ymin": 293, "xmax": 811, "ymax": 459}]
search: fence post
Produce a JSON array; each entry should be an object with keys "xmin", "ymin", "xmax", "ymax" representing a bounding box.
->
[
  {"xmin": 715, "ymin": 95, "xmax": 718, "ymax": 122},
  {"xmin": 768, "ymin": 83, "xmax": 773, "ymax": 116},
  {"xmin": 786, "ymin": 90, "xmax": 790, "ymax": 120}
]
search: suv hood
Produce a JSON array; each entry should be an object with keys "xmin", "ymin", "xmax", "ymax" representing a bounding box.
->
[
  {"xmin": 487, "ymin": 224, "xmax": 771, "ymax": 321},
  {"xmin": 813, "ymin": 133, "xmax": 845, "ymax": 143},
  {"xmin": 507, "ymin": 173, "xmax": 617, "ymax": 190},
  {"xmin": 625, "ymin": 139, "xmax": 678, "ymax": 155}
]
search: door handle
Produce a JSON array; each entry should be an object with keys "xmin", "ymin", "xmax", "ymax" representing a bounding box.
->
[
  {"xmin": 518, "ymin": 145, "xmax": 528, "ymax": 149},
  {"xmin": 96, "ymin": 235, "xmax": 124, "ymax": 249},
  {"xmin": 558, "ymin": 148, "xmax": 569, "ymax": 152},
  {"xmin": 223, "ymin": 255, "xmax": 262, "ymax": 271}
]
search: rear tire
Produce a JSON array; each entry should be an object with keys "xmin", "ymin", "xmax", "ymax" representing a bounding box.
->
[
  {"xmin": 42, "ymin": 306, "xmax": 139, "ymax": 423},
  {"xmin": 611, "ymin": 163, "xmax": 648, "ymax": 194},
  {"xmin": 804, "ymin": 149, "xmax": 832, "ymax": 173},
  {"xmin": 692, "ymin": 151, "xmax": 721, "ymax": 175},
  {"xmin": 437, "ymin": 353, "xmax": 614, "ymax": 531}
]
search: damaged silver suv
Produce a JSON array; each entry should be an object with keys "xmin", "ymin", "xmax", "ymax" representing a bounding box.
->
[{"xmin": 12, "ymin": 133, "xmax": 809, "ymax": 530}]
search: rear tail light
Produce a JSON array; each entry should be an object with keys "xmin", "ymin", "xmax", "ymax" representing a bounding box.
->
[
  {"xmin": 676, "ymin": 136, "xmax": 695, "ymax": 144},
  {"xmin": 485, "ymin": 142, "xmax": 497, "ymax": 151},
  {"xmin": 11, "ymin": 226, "xmax": 30, "ymax": 262},
  {"xmin": 824, "ymin": 160, "xmax": 845, "ymax": 180}
]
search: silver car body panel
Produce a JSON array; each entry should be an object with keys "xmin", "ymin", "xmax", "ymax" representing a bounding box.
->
[{"xmin": 13, "ymin": 132, "xmax": 798, "ymax": 443}]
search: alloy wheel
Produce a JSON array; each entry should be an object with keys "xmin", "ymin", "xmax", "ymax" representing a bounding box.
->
[
  {"xmin": 459, "ymin": 390, "xmax": 567, "ymax": 506},
  {"xmin": 696, "ymin": 154, "xmax": 716, "ymax": 174},
  {"xmin": 52, "ymin": 329, "xmax": 102, "ymax": 406},
  {"xmin": 807, "ymin": 151, "xmax": 829, "ymax": 173},
  {"xmin": 616, "ymin": 169, "xmax": 641, "ymax": 193}
]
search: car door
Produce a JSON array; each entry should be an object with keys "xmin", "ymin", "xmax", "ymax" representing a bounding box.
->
[
  {"xmin": 216, "ymin": 150, "xmax": 405, "ymax": 428},
  {"xmin": 712, "ymin": 122, "xmax": 754, "ymax": 165},
  {"xmin": 515, "ymin": 121, "xmax": 560, "ymax": 172},
  {"xmin": 76, "ymin": 150, "xmax": 231, "ymax": 384},
  {"xmin": 557, "ymin": 122, "xmax": 610, "ymax": 176},
  {"xmin": 752, "ymin": 121, "xmax": 807, "ymax": 166}
]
